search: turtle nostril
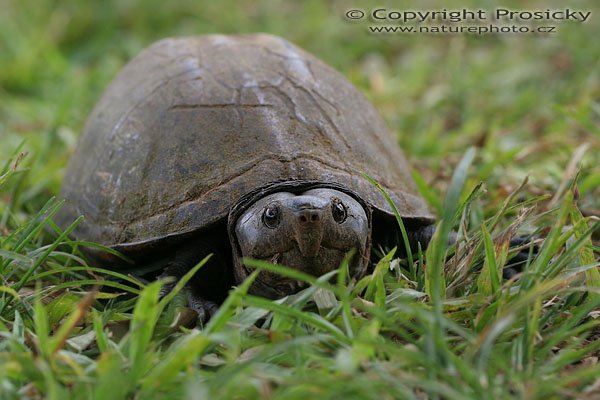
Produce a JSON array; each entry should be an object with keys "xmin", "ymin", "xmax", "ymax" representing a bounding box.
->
[{"xmin": 298, "ymin": 210, "xmax": 321, "ymax": 224}]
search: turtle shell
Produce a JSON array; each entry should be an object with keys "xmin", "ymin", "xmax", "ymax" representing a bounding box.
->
[{"xmin": 57, "ymin": 33, "xmax": 434, "ymax": 257}]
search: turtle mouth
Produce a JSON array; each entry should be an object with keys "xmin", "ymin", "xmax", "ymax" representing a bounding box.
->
[
  {"xmin": 241, "ymin": 247, "xmax": 350, "ymax": 297},
  {"xmin": 238, "ymin": 249, "xmax": 327, "ymax": 299},
  {"xmin": 255, "ymin": 246, "xmax": 331, "ymax": 266},
  {"xmin": 238, "ymin": 245, "xmax": 368, "ymax": 299},
  {"xmin": 248, "ymin": 274, "xmax": 309, "ymax": 299},
  {"xmin": 296, "ymin": 242, "xmax": 323, "ymax": 258},
  {"xmin": 271, "ymin": 279, "xmax": 309, "ymax": 297}
]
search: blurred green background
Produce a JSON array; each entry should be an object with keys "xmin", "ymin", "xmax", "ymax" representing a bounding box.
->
[{"xmin": 1, "ymin": 0, "xmax": 599, "ymax": 215}]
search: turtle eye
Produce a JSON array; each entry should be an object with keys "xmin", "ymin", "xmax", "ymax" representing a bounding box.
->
[
  {"xmin": 262, "ymin": 204, "xmax": 280, "ymax": 229},
  {"xmin": 331, "ymin": 198, "xmax": 347, "ymax": 223}
]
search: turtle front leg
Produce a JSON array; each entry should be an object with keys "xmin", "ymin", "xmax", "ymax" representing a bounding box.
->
[
  {"xmin": 158, "ymin": 263, "xmax": 219, "ymax": 323},
  {"xmin": 158, "ymin": 238, "xmax": 231, "ymax": 323},
  {"xmin": 186, "ymin": 293, "xmax": 219, "ymax": 321}
]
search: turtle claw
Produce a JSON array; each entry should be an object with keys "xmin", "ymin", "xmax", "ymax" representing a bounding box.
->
[
  {"xmin": 157, "ymin": 274, "xmax": 219, "ymax": 324},
  {"xmin": 158, "ymin": 276, "xmax": 178, "ymax": 299},
  {"xmin": 187, "ymin": 293, "xmax": 219, "ymax": 323}
]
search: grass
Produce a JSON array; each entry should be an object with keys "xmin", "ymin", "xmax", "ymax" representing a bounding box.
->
[{"xmin": 1, "ymin": 0, "xmax": 600, "ymax": 398}]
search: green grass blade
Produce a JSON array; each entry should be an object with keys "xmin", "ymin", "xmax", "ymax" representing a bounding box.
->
[
  {"xmin": 128, "ymin": 281, "xmax": 162, "ymax": 381},
  {"xmin": 363, "ymin": 173, "xmax": 414, "ymax": 267}
]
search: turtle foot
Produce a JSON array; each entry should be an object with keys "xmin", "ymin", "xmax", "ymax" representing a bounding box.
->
[{"xmin": 187, "ymin": 293, "xmax": 219, "ymax": 323}]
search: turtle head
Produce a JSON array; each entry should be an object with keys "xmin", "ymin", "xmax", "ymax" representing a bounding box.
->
[{"xmin": 233, "ymin": 188, "xmax": 370, "ymax": 299}]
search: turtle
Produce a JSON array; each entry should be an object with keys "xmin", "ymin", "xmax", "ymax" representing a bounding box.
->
[{"xmin": 57, "ymin": 34, "xmax": 468, "ymax": 320}]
